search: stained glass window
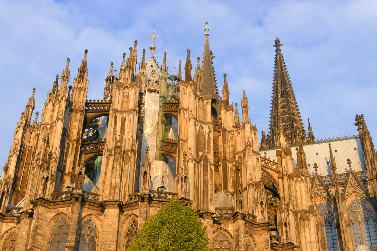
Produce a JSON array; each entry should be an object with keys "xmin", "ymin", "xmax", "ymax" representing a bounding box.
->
[
  {"xmin": 124, "ymin": 219, "xmax": 138, "ymax": 249},
  {"xmin": 317, "ymin": 203, "xmax": 339, "ymax": 250},
  {"xmin": 78, "ymin": 220, "xmax": 97, "ymax": 251},
  {"xmin": 213, "ymin": 233, "xmax": 231, "ymax": 250},
  {"xmin": 348, "ymin": 199, "xmax": 377, "ymax": 250},
  {"xmin": 49, "ymin": 219, "xmax": 69, "ymax": 251}
]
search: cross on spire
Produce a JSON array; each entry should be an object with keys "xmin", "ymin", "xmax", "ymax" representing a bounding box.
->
[
  {"xmin": 274, "ymin": 38, "xmax": 282, "ymax": 50},
  {"xmin": 148, "ymin": 31, "xmax": 160, "ymax": 45},
  {"xmin": 204, "ymin": 22, "xmax": 210, "ymax": 35}
]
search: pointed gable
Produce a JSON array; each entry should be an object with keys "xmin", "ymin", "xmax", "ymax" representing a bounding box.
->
[{"xmin": 215, "ymin": 191, "xmax": 233, "ymax": 208}]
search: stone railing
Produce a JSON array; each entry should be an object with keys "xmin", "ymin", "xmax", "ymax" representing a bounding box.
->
[
  {"xmin": 215, "ymin": 207, "xmax": 234, "ymax": 216},
  {"xmin": 260, "ymin": 134, "xmax": 359, "ymax": 151},
  {"xmin": 311, "ymin": 171, "xmax": 368, "ymax": 185},
  {"xmin": 85, "ymin": 100, "xmax": 112, "ymax": 112},
  {"xmin": 83, "ymin": 191, "xmax": 100, "ymax": 202},
  {"xmin": 161, "ymin": 138, "xmax": 177, "ymax": 154},
  {"xmin": 81, "ymin": 139, "xmax": 106, "ymax": 154},
  {"xmin": 164, "ymin": 100, "xmax": 179, "ymax": 112},
  {"xmin": 5, "ymin": 207, "xmax": 23, "ymax": 215},
  {"xmin": 150, "ymin": 190, "xmax": 177, "ymax": 200},
  {"xmin": 51, "ymin": 191, "xmax": 74, "ymax": 201},
  {"xmin": 261, "ymin": 156, "xmax": 278, "ymax": 173}
]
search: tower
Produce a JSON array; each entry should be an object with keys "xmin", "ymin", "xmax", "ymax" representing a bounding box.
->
[{"xmin": 268, "ymin": 38, "xmax": 307, "ymax": 147}]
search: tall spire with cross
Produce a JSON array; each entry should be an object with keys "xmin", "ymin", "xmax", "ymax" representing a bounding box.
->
[
  {"xmin": 268, "ymin": 38, "xmax": 306, "ymax": 148},
  {"xmin": 201, "ymin": 22, "xmax": 218, "ymax": 98},
  {"xmin": 148, "ymin": 31, "xmax": 160, "ymax": 58}
]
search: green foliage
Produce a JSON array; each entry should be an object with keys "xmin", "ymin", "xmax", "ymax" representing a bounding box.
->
[{"xmin": 126, "ymin": 197, "xmax": 212, "ymax": 251}]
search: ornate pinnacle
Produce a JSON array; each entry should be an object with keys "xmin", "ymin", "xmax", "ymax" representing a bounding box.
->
[{"xmin": 274, "ymin": 38, "xmax": 282, "ymax": 50}]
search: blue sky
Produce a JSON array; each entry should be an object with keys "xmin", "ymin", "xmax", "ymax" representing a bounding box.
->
[{"xmin": 0, "ymin": 0, "xmax": 376, "ymax": 173}]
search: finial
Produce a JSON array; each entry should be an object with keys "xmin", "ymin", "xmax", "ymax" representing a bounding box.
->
[
  {"xmin": 274, "ymin": 38, "xmax": 282, "ymax": 50},
  {"xmin": 66, "ymin": 58, "xmax": 70, "ymax": 69},
  {"xmin": 223, "ymin": 73, "xmax": 227, "ymax": 84},
  {"xmin": 122, "ymin": 52, "xmax": 126, "ymax": 68},
  {"xmin": 178, "ymin": 60, "xmax": 182, "ymax": 79},
  {"xmin": 134, "ymin": 40, "xmax": 138, "ymax": 50},
  {"xmin": 148, "ymin": 31, "xmax": 160, "ymax": 57},
  {"xmin": 142, "ymin": 49, "xmax": 146, "ymax": 67},
  {"xmin": 109, "ymin": 62, "xmax": 113, "ymax": 76},
  {"xmin": 204, "ymin": 22, "xmax": 210, "ymax": 35},
  {"xmin": 243, "ymin": 90, "xmax": 246, "ymax": 98},
  {"xmin": 347, "ymin": 159, "xmax": 352, "ymax": 171},
  {"xmin": 197, "ymin": 57, "xmax": 200, "ymax": 68},
  {"xmin": 84, "ymin": 49, "xmax": 88, "ymax": 55},
  {"xmin": 129, "ymin": 47, "xmax": 133, "ymax": 56},
  {"xmin": 313, "ymin": 163, "xmax": 318, "ymax": 174}
]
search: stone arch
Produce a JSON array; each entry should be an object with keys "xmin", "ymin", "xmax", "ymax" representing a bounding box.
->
[
  {"xmin": 121, "ymin": 214, "xmax": 138, "ymax": 250},
  {"xmin": 0, "ymin": 227, "xmax": 18, "ymax": 251},
  {"xmin": 47, "ymin": 213, "xmax": 70, "ymax": 251},
  {"xmin": 213, "ymin": 227, "xmax": 233, "ymax": 251},
  {"xmin": 78, "ymin": 214, "xmax": 102, "ymax": 250}
]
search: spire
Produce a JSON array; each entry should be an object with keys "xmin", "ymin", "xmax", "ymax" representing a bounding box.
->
[
  {"xmin": 241, "ymin": 90, "xmax": 249, "ymax": 123},
  {"xmin": 328, "ymin": 143, "xmax": 338, "ymax": 184},
  {"xmin": 201, "ymin": 22, "xmax": 218, "ymax": 98},
  {"xmin": 61, "ymin": 58, "xmax": 70, "ymax": 90},
  {"xmin": 77, "ymin": 49, "xmax": 88, "ymax": 83},
  {"xmin": 296, "ymin": 140, "xmax": 307, "ymax": 173},
  {"xmin": 185, "ymin": 49, "xmax": 192, "ymax": 81},
  {"xmin": 26, "ymin": 88, "xmax": 36, "ymax": 111},
  {"xmin": 122, "ymin": 52, "xmax": 126, "ymax": 69},
  {"xmin": 52, "ymin": 74, "xmax": 59, "ymax": 95},
  {"xmin": 141, "ymin": 49, "xmax": 146, "ymax": 69},
  {"xmin": 307, "ymin": 118, "xmax": 315, "ymax": 143},
  {"xmin": 355, "ymin": 114, "xmax": 377, "ymax": 197},
  {"xmin": 178, "ymin": 60, "xmax": 182, "ymax": 80},
  {"xmin": 222, "ymin": 73, "xmax": 229, "ymax": 105},
  {"xmin": 234, "ymin": 103, "xmax": 240, "ymax": 126},
  {"xmin": 261, "ymin": 125, "xmax": 267, "ymax": 148},
  {"xmin": 268, "ymin": 38, "xmax": 306, "ymax": 148},
  {"xmin": 33, "ymin": 111, "xmax": 39, "ymax": 126},
  {"xmin": 194, "ymin": 56, "xmax": 202, "ymax": 92},
  {"xmin": 163, "ymin": 51, "xmax": 167, "ymax": 73},
  {"xmin": 109, "ymin": 62, "xmax": 114, "ymax": 77}
]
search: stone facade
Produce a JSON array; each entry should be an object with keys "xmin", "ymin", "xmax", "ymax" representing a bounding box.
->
[{"xmin": 0, "ymin": 26, "xmax": 376, "ymax": 251}]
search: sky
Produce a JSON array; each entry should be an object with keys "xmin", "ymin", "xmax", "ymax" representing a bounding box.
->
[{"xmin": 0, "ymin": 0, "xmax": 376, "ymax": 174}]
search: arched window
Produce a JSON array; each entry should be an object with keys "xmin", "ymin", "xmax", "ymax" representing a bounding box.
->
[
  {"xmin": 124, "ymin": 219, "xmax": 138, "ymax": 249},
  {"xmin": 78, "ymin": 220, "xmax": 98, "ymax": 251},
  {"xmin": 2, "ymin": 232, "xmax": 17, "ymax": 251},
  {"xmin": 49, "ymin": 219, "xmax": 69, "ymax": 251},
  {"xmin": 213, "ymin": 232, "xmax": 231, "ymax": 250},
  {"xmin": 348, "ymin": 199, "xmax": 377, "ymax": 250},
  {"xmin": 84, "ymin": 156, "xmax": 103, "ymax": 186},
  {"xmin": 164, "ymin": 115, "xmax": 178, "ymax": 140},
  {"xmin": 317, "ymin": 203, "xmax": 339, "ymax": 250}
]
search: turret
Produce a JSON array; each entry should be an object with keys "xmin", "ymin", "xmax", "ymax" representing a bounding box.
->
[
  {"xmin": 222, "ymin": 73, "xmax": 229, "ymax": 105},
  {"xmin": 184, "ymin": 49, "xmax": 192, "ymax": 81},
  {"xmin": 241, "ymin": 90, "xmax": 249, "ymax": 123}
]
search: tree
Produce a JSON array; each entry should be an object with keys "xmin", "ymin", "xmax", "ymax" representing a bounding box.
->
[{"xmin": 126, "ymin": 197, "xmax": 212, "ymax": 251}]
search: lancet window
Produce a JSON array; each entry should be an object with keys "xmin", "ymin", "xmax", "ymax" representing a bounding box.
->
[
  {"xmin": 347, "ymin": 199, "xmax": 377, "ymax": 250},
  {"xmin": 2, "ymin": 231, "xmax": 16, "ymax": 251},
  {"xmin": 163, "ymin": 115, "xmax": 178, "ymax": 140},
  {"xmin": 78, "ymin": 220, "xmax": 98, "ymax": 251},
  {"xmin": 213, "ymin": 232, "xmax": 232, "ymax": 251},
  {"xmin": 49, "ymin": 219, "xmax": 69, "ymax": 251},
  {"xmin": 84, "ymin": 156, "xmax": 102, "ymax": 186},
  {"xmin": 124, "ymin": 219, "xmax": 138, "ymax": 249},
  {"xmin": 317, "ymin": 203, "xmax": 339, "ymax": 250}
]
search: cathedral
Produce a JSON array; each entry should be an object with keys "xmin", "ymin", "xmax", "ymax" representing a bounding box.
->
[{"xmin": 0, "ymin": 24, "xmax": 376, "ymax": 251}]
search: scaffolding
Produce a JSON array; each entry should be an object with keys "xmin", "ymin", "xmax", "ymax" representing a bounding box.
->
[{"xmin": 155, "ymin": 71, "xmax": 180, "ymax": 160}]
